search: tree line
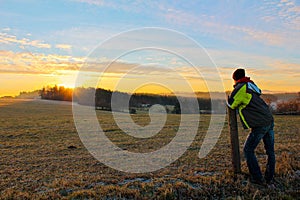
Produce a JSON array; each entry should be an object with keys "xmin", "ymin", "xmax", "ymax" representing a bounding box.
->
[
  {"xmin": 40, "ymin": 86, "xmax": 226, "ymax": 114},
  {"xmin": 39, "ymin": 85, "xmax": 299, "ymax": 115}
]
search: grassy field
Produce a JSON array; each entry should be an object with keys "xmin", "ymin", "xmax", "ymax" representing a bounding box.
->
[{"xmin": 0, "ymin": 99, "xmax": 299, "ymax": 199}]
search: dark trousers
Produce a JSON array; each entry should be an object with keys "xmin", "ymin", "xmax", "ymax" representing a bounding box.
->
[{"xmin": 243, "ymin": 121, "xmax": 275, "ymax": 182}]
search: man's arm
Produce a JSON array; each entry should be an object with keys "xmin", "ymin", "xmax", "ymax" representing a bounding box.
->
[{"xmin": 227, "ymin": 84, "xmax": 252, "ymax": 109}]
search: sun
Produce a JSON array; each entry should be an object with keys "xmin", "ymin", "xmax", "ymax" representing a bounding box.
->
[
  {"xmin": 57, "ymin": 76, "xmax": 76, "ymax": 89},
  {"xmin": 58, "ymin": 83, "xmax": 75, "ymax": 89},
  {"xmin": 56, "ymin": 70, "xmax": 78, "ymax": 89}
]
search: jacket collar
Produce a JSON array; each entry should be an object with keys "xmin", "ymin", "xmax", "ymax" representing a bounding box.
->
[{"xmin": 234, "ymin": 77, "xmax": 254, "ymax": 88}]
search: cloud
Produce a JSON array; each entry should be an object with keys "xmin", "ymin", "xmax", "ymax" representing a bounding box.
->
[
  {"xmin": 0, "ymin": 32, "xmax": 51, "ymax": 49},
  {"xmin": 56, "ymin": 1, "xmax": 299, "ymax": 52},
  {"xmin": 0, "ymin": 50, "xmax": 82, "ymax": 75},
  {"xmin": 0, "ymin": 50, "xmax": 173, "ymax": 77},
  {"xmin": 208, "ymin": 47, "xmax": 300, "ymax": 89},
  {"xmin": 72, "ymin": 0, "xmax": 158, "ymax": 13},
  {"xmin": 268, "ymin": 60, "xmax": 300, "ymax": 75},
  {"xmin": 0, "ymin": 48, "xmax": 217, "ymax": 85},
  {"xmin": 261, "ymin": 0, "xmax": 300, "ymax": 30},
  {"xmin": 56, "ymin": 44, "xmax": 72, "ymax": 50},
  {"xmin": 75, "ymin": 0, "xmax": 104, "ymax": 6},
  {"xmin": 2, "ymin": 27, "xmax": 11, "ymax": 31},
  {"xmin": 164, "ymin": 8, "xmax": 285, "ymax": 47},
  {"xmin": 278, "ymin": 0, "xmax": 300, "ymax": 30},
  {"xmin": 50, "ymin": 26, "xmax": 117, "ymax": 54},
  {"xmin": 0, "ymin": 49, "xmax": 298, "ymax": 92},
  {"xmin": 228, "ymin": 26, "xmax": 284, "ymax": 46},
  {"xmin": 161, "ymin": 1, "xmax": 300, "ymax": 50}
]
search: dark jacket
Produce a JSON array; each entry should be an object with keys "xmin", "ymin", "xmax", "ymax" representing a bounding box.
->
[{"xmin": 227, "ymin": 78, "xmax": 273, "ymax": 129}]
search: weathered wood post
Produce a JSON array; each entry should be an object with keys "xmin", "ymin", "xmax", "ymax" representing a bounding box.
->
[{"xmin": 228, "ymin": 107, "xmax": 241, "ymax": 174}]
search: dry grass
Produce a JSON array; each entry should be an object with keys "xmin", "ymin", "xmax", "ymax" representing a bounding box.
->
[{"xmin": 0, "ymin": 99, "xmax": 299, "ymax": 199}]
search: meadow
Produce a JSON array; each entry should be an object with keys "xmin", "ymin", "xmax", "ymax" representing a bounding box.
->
[{"xmin": 0, "ymin": 99, "xmax": 299, "ymax": 199}]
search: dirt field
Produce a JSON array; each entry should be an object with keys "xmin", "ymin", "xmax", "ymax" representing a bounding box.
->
[{"xmin": 0, "ymin": 99, "xmax": 299, "ymax": 199}]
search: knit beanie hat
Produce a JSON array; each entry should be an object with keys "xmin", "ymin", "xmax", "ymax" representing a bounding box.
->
[{"xmin": 232, "ymin": 68, "xmax": 245, "ymax": 81}]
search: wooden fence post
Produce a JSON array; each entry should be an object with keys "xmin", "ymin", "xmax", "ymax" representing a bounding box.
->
[{"xmin": 228, "ymin": 107, "xmax": 241, "ymax": 174}]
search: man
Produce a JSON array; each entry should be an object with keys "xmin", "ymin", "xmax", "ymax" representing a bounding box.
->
[{"xmin": 227, "ymin": 68, "xmax": 275, "ymax": 185}]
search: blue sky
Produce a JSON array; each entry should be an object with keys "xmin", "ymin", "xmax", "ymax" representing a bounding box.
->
[{"xmin": 0, "ymin": 0, "xmax": 299, "ymax": 96}]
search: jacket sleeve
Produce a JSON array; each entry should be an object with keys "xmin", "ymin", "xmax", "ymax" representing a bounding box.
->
[{"xmin": 227, "ymin": 84, "xmax": 252, "ymax": 109}]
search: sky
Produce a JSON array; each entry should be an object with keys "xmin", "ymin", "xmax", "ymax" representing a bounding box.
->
[{"xmin": 0, "ymin": 0, "xmax": 300, "ymax": 97}]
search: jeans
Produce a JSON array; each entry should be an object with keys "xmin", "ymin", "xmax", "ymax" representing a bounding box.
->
[{"xmin": 244, "ymin": 121, "xmax": 275, "ymax": 182}]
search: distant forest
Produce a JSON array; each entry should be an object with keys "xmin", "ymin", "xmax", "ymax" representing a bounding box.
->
[
  {"xmin": 39, "ymin": 85, "xmax": 300, "ymax": 115},
  {"xmin": 40, "ymin": 85, "xmax": 226, "ymax": 114}
]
